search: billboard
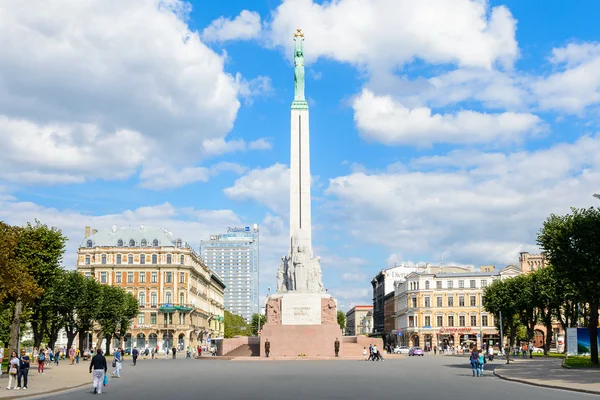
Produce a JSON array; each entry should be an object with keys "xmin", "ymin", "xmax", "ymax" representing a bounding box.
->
[{"xmin": 566, "ymin": 327, "xmax": 600, "ymax": 355}]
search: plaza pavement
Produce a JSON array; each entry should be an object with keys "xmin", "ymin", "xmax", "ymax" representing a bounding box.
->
[
  {"xmin": 17, "ymin": 354, "xmax": 598, "ymax": 400},
  {"xmin": 494, "ymin": 357, "xmax": 600, "ymax": 395}
]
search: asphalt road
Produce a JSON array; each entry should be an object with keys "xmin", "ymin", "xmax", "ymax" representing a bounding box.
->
[{"xmin": 37, "ymin": 355, "xmax": 597, "ymax": 400}]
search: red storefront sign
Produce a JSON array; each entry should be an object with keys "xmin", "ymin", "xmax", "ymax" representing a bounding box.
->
[{"xmin": 438, "ymin": 327, "xmax": 472, "ymax": 334}]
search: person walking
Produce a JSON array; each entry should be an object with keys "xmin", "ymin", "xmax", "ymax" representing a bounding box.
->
[
  {"xmin": 38, "ymin": 349, "xmax": 46, "ymax": 374},
  {"xmin": 112, "ymin": 348, "xmax": 122, "ymax": 378},
  {"xmin": 470, "ymin": 348, "xmax": 480, "ymax": 377},
  {"xmin": 362, "ymin": 346, "xmax": 367, "ymax": 361},
  {"xmin": 372, "ymin": 345, "xmax": 379, "ymax": 361},
  {"xmin": 151, "ymin": 348, "xmax": 155, "ymax": 359},
  {"xmin": 172, "ymin": 347, "xmax": 177, "ymax": 359},
  {"xmin": 54, "ymin": 348, "xmax": 60, "ymax": 366},
  {"xmin": 334, "ymin": 338, "xmax": 340, "ymax": 357},
  {"xmin": 69, "ymin": 346, "xmax": 75, "ymax": 365},
  {"xmin": 368, "ymin": 344, "xmax": 373, "ymax": 361},
  {"xmin": 434, "ymin": 346, "xmax": 437, "ymax": 355},
  {"xmin": 132, "ymin": 347, "xmax": 139, "ymax": 366},
  {"xmin": 528, "ymin": 342, "xmax": 534, "ymax": 359},
  {"xmin": 76, "ymin": 348, "xmax": 80, "ymax": 364},
  {"xmin": 89, "ymin": 348, "xmax": 107, "ymax": 395},
  {"xmin": 16, "ymin": 349, "xmax": 30, "ymax": 390},
  {"xmin": 264, "ymin": 339, "xmax": 270, "ymax": 358},
  {"xmin": 6, "ymin": 351, "xmax": 20, "ymax": 390},
  {"xmin": 478, "ymin": 349, "xmax": 486, "ymax": 376}
]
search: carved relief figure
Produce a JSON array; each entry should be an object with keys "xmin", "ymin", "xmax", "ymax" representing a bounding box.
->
[
  {"xmin": 321, "ymin": 297, "xmax": 336, "ymax": 325},
  {"xmin": 266, "ymin": 298, "xmax": 282, "ymax": 325}
]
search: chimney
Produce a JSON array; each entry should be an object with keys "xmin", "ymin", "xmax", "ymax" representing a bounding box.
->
[
  {"xmin": 85, "ymin": 226, "xmax": 91, "ymax": 237},
  {"xmin": 111, "ymin": 225, "xmax": 117, "ymax": 233},
  {"xmin": 92, "ymin": 229, "xmax": 98, "ymax": 235}
]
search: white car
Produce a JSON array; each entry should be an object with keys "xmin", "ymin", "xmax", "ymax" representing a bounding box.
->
[
  {"xmin": 393, "ymin": 346, "xmax": 410, "ymax": 354},
  {"xmin": 532, "ymin": 346, "xmax": 544, "ymax": 353}
]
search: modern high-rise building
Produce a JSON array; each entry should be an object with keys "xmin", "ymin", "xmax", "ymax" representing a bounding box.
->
[{"xmin": 199, "ymin": 225, "xmax": 259, "ymax": 322}]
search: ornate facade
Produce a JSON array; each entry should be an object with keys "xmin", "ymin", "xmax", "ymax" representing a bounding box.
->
[
  {"xmin": 76, "ymin": 225, "xmax": 225, "ymax": 352},
  {"xmin": 345, "ymin": 305, "xmax": 373, "ymax": 336}
]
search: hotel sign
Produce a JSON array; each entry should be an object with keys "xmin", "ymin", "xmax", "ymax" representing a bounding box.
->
[
  {"xmin": 227, "ymin": 227, "xmax": 250, "ymax": 233},
  {"xmin": 439, "ymin": 327, "xmax": 472, "ymax": 334}
]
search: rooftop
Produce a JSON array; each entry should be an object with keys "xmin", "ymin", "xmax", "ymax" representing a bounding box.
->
[{"xmin": 80, "ymin": 225, "xmax": 190, "ymax": 249}]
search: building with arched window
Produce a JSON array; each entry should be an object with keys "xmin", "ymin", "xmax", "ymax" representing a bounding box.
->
[{"xmin": 76, "ymin": 225, "xmax": 225, "ymax": 353}]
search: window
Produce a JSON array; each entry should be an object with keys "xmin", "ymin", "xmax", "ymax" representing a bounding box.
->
[
  {"xmin": 447, "ymin": 280, "xmax": 453, "ymax": 289},
  {"xmin": 128, "ymin": 254, "xmax": 133, "ymax": 264},
  {"xmin": 179, "ymin": 272, "xmax": 185, "ymax": 283},
  {"xmin": 448, "ymin": 315, "xmax": 454, "ymax": 327},
  {"xmin": 127, "ymin": 272, "xmax": 133, "ymax": 283},
  {"xmin": 176, "ymin": 239, "xmax": 182, "ymax": 248},
  {"xmin": 140, "ymin": 254, "xmax": 145, "ymax": 264},
  {"xmin": 138, "ymin": 313, "xmax": 145, "ymax": 324},
  {"xmin": 180, "ymin": 255, "xmax": 185, "ymax": 265},
  {"xmin": 437, "ymin": 316, "xmax": 443, "ymax": 327},
  {"xmin": 152, "ymin": 239, "xmax": 159, "ymax": 247},
  {"xmin": 100, "ymin": 272, "xmax": 107, "ymax": 283},
  {"xmin": 166, "ymin": 254, "xmax": 172, "ymax": 264},
  {"xmin": 150, "ymin": 313, "xmax": 157, "ymax": 324},
  {"xmin": 482, "ymin": 315, "xmax": 488, "ymax": 326},
  {"xmin": 139, "ymin": 272, "xmax": 146, "ymax": 283},
  {"xmin": 436, "ymin": 297, "xmax": 443, "ymax": 307},
  {"xmin": 459, "ymin": 316, "xmax": 466, "ymax": 326},
  {"xmin": 459, "ymin": 296, "xmax": 465, "ymax": 307},
  {"xmin": 411, "ymin": 297, "xmax": 417, "ymax": 308},
  {"xmin": 179, "ymin": 292, "xmax": 185, "ymax": 305},
  {"xmin": 408, "ymin": 316, "xmax": 415, "ymax": 327},
  {"xmin": 166, "ymin": 272, "xmax": 172, "ymax": 283},
  {"xmin": 85, "ymin": 255, "xmax": 90, "ymax": 265},
  {"xmin": 115, "ymin": 272, "xmax": 122, "ymax": 283},
  {"xmin": 424, "ymin": 296, "xmax": 431, "ymax": 308},
  {"xmin": 165, "ymin": 292, "xmax": 172, "ymax": 303},
  {"xmin": 470, "ymin": 296, "xmax": 476, "ymax": 307},
  {"xmin": 424, "ymin": 316, "xmax": 431, "ymax": 327},
  {"xmin": 139, "ymin": 292, "xmax": 145, "ymax": 307},
  {"xmin": 151, "ymin": 272, "xmax": 157, "ymax": 283},
  {"xmin": 152, "ymin": 254, "xmax": 157, "ymax": 264},
  {"xmin": 101, "ymin": 254, "xmax": 106, "ymax": 264},
  {"xmin": 470, "ymin": 280, "xmax": 476, "ymax": 288},
  {"xmin": 447, "ymin": 297, "xmax": 454, "ymax": 307},
  {"xmin": 458, "ymin": 280, "xmax": 464, "ymax": 288},
  {"xmin": 425, "ymin": 281, "xmax": 430, "ymax": 289},
  {"xmin": 141, "ymin": 239, "xmax": 147, "ymax": 247},
  {"xmin": 436, "ymin": 281, "xmax": 442, "ymax": 289},
  {"xmin": 481, "ymin": 280, "xmax": 487, "ymax": 288},
  {"xmin": 116, "ymin": 254, "xmax": 122, "ymax": 264},
  {"xmin": 87, "ymin": 240, "xmax": 93, "ymax": 248},
  {"xmin": 151, "ymin": 292, "xmax": 157, "ymax": 307},
  {"xmin": 471, "ymin": 315, "xmax": 477, "ymax": 326},
  {"xmin": 84, "ymin": 272, "xmax": 91, "ymax": 278},
  {"xmin": 129, "ymin": 239, "xmax": 135, "ymax": 247},
  {"xmin": 117, "ymin": 239, "xmax": 124, "ymax": 247}
]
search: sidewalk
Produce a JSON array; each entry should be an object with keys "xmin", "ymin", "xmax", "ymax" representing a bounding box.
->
[
  {"xmin": 493, "ymin": 357, "xmax": 600, "ymax": 395},
  {"xmin": 0, "ymin": 361, "xmax": 90, "ymax": 399}
]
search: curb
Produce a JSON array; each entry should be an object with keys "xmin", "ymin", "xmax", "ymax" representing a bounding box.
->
[
  {"xmin": 2, "ymin": 382, "xmax": 90, "ymax": 400},
  {"xmin": 493, "ymin": 365, "xmax": 600, "ymax": 396}
]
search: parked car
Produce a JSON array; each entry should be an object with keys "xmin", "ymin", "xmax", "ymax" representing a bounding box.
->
[
  {"xmin": 393, "ymin": 346, "xmax": 410, "ymax": 354},
  {"xmin": 532, "ymin": 346, "xmax": 544, "ymax": 353},
  {"xmin": 409, "ymin": 347, "xmax": 424, "ymax": 356}
]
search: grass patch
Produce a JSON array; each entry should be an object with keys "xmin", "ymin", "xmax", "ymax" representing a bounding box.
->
[{"xmin": 564, "ymin": 356, "xmax": 600, "ymax": 368}]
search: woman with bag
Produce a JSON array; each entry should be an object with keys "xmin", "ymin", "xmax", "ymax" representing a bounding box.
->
[
  {"xmin": 6, "ymin": 351, "xmax": 19, "ymax": 390},
  {"xmin": 38, "ymin": 349, "xmax": 46, "ymax": 374},
  {"xmin": 469, "ymin": 348, "xmax": 480, "ymax": 377}
]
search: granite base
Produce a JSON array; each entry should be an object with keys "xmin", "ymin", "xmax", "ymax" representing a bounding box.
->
[{"xmin": 260, "ymin": 324, "xmax": 343, "ymax": 357}]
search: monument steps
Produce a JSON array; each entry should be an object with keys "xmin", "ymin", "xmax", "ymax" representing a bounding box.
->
[{"xmin": 225, "ymin": 343, "xmax": 260, "ymax": 357}]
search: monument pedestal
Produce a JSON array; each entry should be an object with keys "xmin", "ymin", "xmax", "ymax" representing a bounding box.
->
[{"xmin": 261, "ymin": 292, "xmax": 342, "ymax": 357}]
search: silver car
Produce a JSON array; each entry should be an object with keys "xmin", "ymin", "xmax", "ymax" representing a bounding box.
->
[{"xmin": 393, "ymin": 346, "xmax": 410, "ymax": 354}]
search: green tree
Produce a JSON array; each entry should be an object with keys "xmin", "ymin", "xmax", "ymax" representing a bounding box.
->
[
  {"xmin": 538, "ymin": 207, "xmax": 600, "ymax": 365},
  {"xmin": 75, "ymin": 277, "xmax": 103, "ymax": 352},
  {"xmin": 224, "ymin": 310, "xmax": 249, "ymax": 338},
  {"xmin": 483, "ymin": 279, "xmax": 520, "ymax": 346},
  {"xmin": 337, "ymin": 310, "xmax": 346, "ymax": 331},
  {"xmin": 96, "ymin": 285, "xmax": 126, "ymax": 355},
  {"xmin": 115, "ymin": 292, "xmax": 139, "ymax": 348},
  {"xmin": 249, "ymin": 313, "xmax": 266, "ymax": 336}
]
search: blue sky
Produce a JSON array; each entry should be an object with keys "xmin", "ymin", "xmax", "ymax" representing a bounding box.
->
[{"xmin": 1, "ymin": 0, "xmax": 600, "ymax": 308}]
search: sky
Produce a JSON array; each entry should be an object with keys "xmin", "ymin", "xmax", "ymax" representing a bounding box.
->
[{"xmin": 1, "ymin": 0, "xmax": 600, "ymax": 309}]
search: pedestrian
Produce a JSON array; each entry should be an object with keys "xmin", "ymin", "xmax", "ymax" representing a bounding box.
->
[
  {"xmin": 89, "ymin": 348, "xmax": 107, "ymax": 395},
  {"xmin": 528, "ymin": 342, "xmax": 534, "ymax": 359},
  {"xmin": 362, "ymin": 346, "xmax": 367, "ymax": 361},
  {"xmin": 54, "ymin": 348, "xmax": 60, "ymax": 365},
  {"xmin": 16, "ymin": 348, "xmax": 30, "ymax": 390},
  {"xmin": 151, "ymin": 348, "xmax": 155, "ymax": 359},
  {"xmin": 372, "ymin": 345, "xmax": 379, "ymax": 361},
  {"xmin": 368, "ymin": 344, "xmax": 373, "ymax": 361},
  {"xmin": 69, "ymin": 346, "xmax": 75, "ymax": 365},
  {"xmin": 334, "ymin": 338, "xmax": 340, "ymax": 357},
  {"xmin": 172, "ymin": 347, "xmax": 177, "ymax": 359},
  {"xmin": 112, "ymin": 348, "xmax": 122, "ymax": 378},
  {"xmin": 521, "ymin": 344, "xmax": 527, "ymax": 359},
  {"xmin": 38, "ymin": 349, "xmax": 46, "ymax": 374},
  {"xmin": 144, "ymin": 348, "xmax": 149, "ymax": 359},
  {"xmin": 434, "ymin": 346, "xmax": 437, "ymax": 355},
  {"xmin": 264, "ymin": 339, "xmax": 270, "ymax": 357},
  {"xmin": 470, "ymin": 348, "xmax": 480, "ymax": 377},
  {"xmin": 0, "ymin": 347, "xmax": 4, "ymax": 378},
  {"xmin": 76, "ymin": 348, "xmax": 80, "ymax": 364},
  {"xmin": 132, "ymin": 347, "xmax": 138, "ymax": 366},
  {"xmin": 6, "ymin": 351, "xmax": 20, "ymax": 390},
  {"xmin": 478, "ymin": 349, "xmax": 486, "ymax": 376}
]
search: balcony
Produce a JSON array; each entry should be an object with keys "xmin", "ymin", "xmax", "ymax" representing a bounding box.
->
[{"xmin": 158, "ymin": 303, "xmax": 195, "ymax": 313}]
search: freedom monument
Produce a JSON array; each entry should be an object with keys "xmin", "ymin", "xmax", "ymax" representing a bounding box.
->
[{"xmin": 260, "ymin": 30, "xmax": 377, "ymax": 357}]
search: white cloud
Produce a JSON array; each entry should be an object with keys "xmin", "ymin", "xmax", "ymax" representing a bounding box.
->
[
  {"xmin": 236, "ymin": 74, "xmax": 274, "ymax": 104},
  {"xmin": 533, "ymin": 42, "xmax": 600, "ymax": 113},
  {"xmin": 224, "ymin": 163, "xmax": 290, "ymax": 215},
  {"xmin": 248, "ymin": 138, "xmax": 273, "ymax": 150},
  {"xmin": 202, "ymin": 138, "xmax": 247, "ymax": 156},
  {"xmin": 352, "ymin": 89, "xmax": 543, "ymax": 146},
  {"xmin": 341, "ymin": 272, "xmax": 367, "ymax": 282},
  {"xmin": 0, "ymin": 0, "xmax": 269, "ymax": 186},
  {"xmin": 202, "ymin": 10, "xmax": 261, "ymax": 43},
  {"xmin": 267, "ymin": 0, "xmax": 518, "ymax": 70},
  {"xmin": 326, "ymin": 135, "xmax": 600, "ymax": 266},
  {"xmin": 138, "ymin": 162, "xmax": 247, "ymax": 190}
]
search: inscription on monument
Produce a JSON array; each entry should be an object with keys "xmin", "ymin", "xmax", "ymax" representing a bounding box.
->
[{"xmin": 281, "ymin": 294, "xmax": 321, "ymax": 325}]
